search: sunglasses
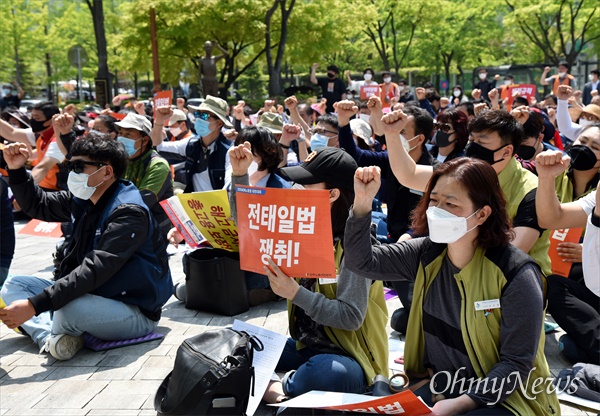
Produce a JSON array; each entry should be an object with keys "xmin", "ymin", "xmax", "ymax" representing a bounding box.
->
[
  {"xmin": 434, "ymin": 122, "xmax": 454, "ymax": 134},
  {"xmin": 310, "ymin": 127, "xmax": 337, "ymax": 137},
  {"xmin": 193, "ymin": 111, "xmax": 213, "ymax": 121},
  {"xmin": 65, "ymin": 160, "xmax": 107, "ymax": 174}
]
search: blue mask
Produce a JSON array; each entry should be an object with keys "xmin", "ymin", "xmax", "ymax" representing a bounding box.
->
[
  {"xmin": 117, "ymin": 136, "xmax": 140, "ymax": 157},
  {"xmin": 194, "ymin": 118, "xmax": 212, "ymax": 137},
  {"xmin": 310, "ymin": 133, "xmax": 329, "ymax": 151}
]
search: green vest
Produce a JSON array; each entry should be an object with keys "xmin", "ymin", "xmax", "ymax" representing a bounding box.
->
[
  {"xmin": 288, "ymin": 241, "xmax": 389, "ymax": 385},
  {"xmin": 404, "ymin": 242, "xmax": 560, "ymax": 415},
  {"xmin": 498, "ymin": 157, "xmax": 552, "ymax": 276},
  {"xmin": 555, "ymin": 170, "xmax": 597, "ymax": 204}
]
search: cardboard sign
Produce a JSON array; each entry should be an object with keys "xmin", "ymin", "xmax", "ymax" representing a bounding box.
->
[
  {"xmin": 549, "ymin": 227, "xmax": 583, "ymax": 277},
  {"xmin": 271, "ymin": 390, "xmax": 431, "ymax": 415},
  {"xmin": 19, "ymin": 219, "xmax": 63, "ymax": 238},
  {"xmin": 235, "ymin": 186, "xmax": 336, "ymax": 278},
  {"xmin": 360, "ymin": 85, "xmax": 380, "ymax": 100},
  {"xmin": 178, "ymin": 191, "xmax": 238, "ymax": 252},
  {"xmin": 161, "ymin": 191, "xmax": 238, "ymax": 251},
  {"xmin": 153, "ymin": 90, "xmax": 173, "ymax": 119},
  {"xmin": 505, "ymin": 84, "xmax": 536, "ymax": 111},
  {"xmin": 107, "ymin": 110, "xmax": 126, "ymax": 121}
]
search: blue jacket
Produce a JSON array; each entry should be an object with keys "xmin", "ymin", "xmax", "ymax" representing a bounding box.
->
[{"xmin": 184, "ymin": 133, "xmax": 232, "ymax": 192}]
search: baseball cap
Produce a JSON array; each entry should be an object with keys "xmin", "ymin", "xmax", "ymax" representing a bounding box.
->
[
  {"xmin": 188, "ymin": 95, "xmax": 233, "ymax": 128},
  {"xmin": 279, "ymin": 147, "xmax": 357, "ymax": 192},
  {"xmin": 169, "ymin": 109, "xmax": 187, "ymax": 126},
  {"xmin": 257, "ymin": 112, "xmax": 283, "ymax": 134},
  {"xmin": 115, "ymin": 112, "xmax": 152, "ymax": 136}
]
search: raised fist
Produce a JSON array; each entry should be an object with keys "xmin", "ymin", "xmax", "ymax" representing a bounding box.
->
[
  {"xmin": 284, "ymin": 96, "xmax": 298, "ymax": 110},
  {"xmin": 556, "ymin": 85, "xmax": 573, "ymax": 101}
]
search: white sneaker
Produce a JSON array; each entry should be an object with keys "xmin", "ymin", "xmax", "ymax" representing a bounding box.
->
[{"xmin": 40, "ymin": 334, "xmax": 84, "ymax": 360}]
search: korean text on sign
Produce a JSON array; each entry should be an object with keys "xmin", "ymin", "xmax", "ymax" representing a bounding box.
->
[{"xmin": 236, "ymin": 186, "xmax": 336, "ymax": 278}]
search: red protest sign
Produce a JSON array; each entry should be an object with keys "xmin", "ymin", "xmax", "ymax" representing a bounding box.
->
[
  {"xmin": 549, "ymin": 227, "xmax": 583, "ymax": 278},
  {"xmin": 153, "ymin": 91, "xmax": 173, "ymax": 119},
  {"xmin": 235, "ymin": 186, "xmax": 336, "ymax": 278},
  {"xmin": 360, "ymin": 85, "xmax": 380, "ymax": 100},
  {"xmin": 19, "ymin": 219, "xmax": 63, "ymax": 238},
  {"xmin": 506, "ymin": 84, "xmax": 536, "ymax": 111}
]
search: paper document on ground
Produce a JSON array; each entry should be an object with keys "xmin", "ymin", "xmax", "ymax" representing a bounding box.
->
[
  {"xmin": 232, "ymin": 319, "xmax": 286, "ymax": 416},
  {"xmin": 270, "ymin": 390, "xmax": 431, "ymax": 415},
  {"xmin": 557, "ymin": 392, "xmax": 600, "ymax": 412},
  {"xmin": 389, "ymin": 336, "xmax": 405, "ymax": 372}
]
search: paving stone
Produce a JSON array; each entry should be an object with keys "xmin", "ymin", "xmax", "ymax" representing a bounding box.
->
[
  {"xmin": 8, "ymin": 354, "xmax": 56, "ymax": 367},
  {"xmin": 0, "ymin": 365, "xmax": 54, "ymax": 382},
  {"xmin": 0, "ymin": 379, "xmax": 55, "ymax": 395},
  {"xmin": 96, "ymin": 354, "xmax": 148, "ymax": 368},
  {"xmin": 103, "ymin": 343, "xmax": 171, "ymax": 358},
  {"xmin": 33, "ymin": 392, "xmax": 98, "ymax": 409},
  {"xmin": 132, "ymin": 366, "xmax": 171, "ymax": 380},
  {"xmin": 88, "ymin": 364, "xmax": 143, "ymax": 381},
  {"xmin": 44, "ymin": 379, "xmax": 108, "ymax": 395},
  {"xmin": 0, "ymin": 393, "xmax": 46, "ymax": 412},
  {"xmin": 43, "ymin": 366, "xmax": 96, "ymax": 381},
  {"xmin": 0, "ymin": 355, "xmax": 24, "ymax": 367},
  {"xmin": 87, "ymin": 410, "xmax": 140, "ymax": 416},
  {"xmin": 102, "ymin": 380, "xmax": 160, "ymax": 395},
  {"xmin": 5, "ymin": 409, "xmax": 88, "ymax": 416},
  {"xmin": 53, "ymin": 350, "xmax": 106, "ymax": 367},
  {"xmin": 84, "ymin": 393, "xmax": 148, "ymax": 410}
]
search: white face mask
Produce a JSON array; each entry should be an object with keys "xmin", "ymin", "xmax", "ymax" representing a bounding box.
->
[
  {"xmin": 398, "ymin": 85, "xmax": 405, "ymax": 92},
  {"xmin": 359, "ymin": 114, "xmax": 371, "ymax": 123},
  {"xmin": 504, "ymin": 80, "xmax": 512, "ymax": 86},
  {"xmin": 558, "ymin": 71, "xmax": 567, "ymax": 77},
  {"xmin": 67, "ymin": 167, "xmax": 106, "ymax": 200},
  {"xmin": 579, "ymin": 118, "xmax": 595, "ymax": 127},
  {"xmin": 453, "ymin": 90, "xmax": 461, "ymax": 97},
  {"xmin": 347, "ymin": 94, "xmax": 353, "ymax": 100},
  {"xmin": 479, "ymin": 73, "xmax": 487, "ymax": 80},
  {"xmin": 426, "ymin": 206, "xmax": 480, "ymax": 244},
  {"xmin": 169, "ymin": 125, "xmax": 182, "ymax": 137},
  {"xmin": 248, "ymin": 160, "xmax": 259, "ymax": 175},
  {"xmin": 383, "ymin": 77, "xmax": 392, "ymax": 84},
  {"xmin": 364, "ymin": 73, "xmax": 372, "ymax": 81},
  {"xmin": 400, "ymin": 134, "xmax": 419, "ymax": 152},
  {"xmin": 589, "ymin": 74, "xmax": 596, "ymax": 82}
]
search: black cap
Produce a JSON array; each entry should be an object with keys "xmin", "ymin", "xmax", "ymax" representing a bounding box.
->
[{"xmin": 279, "ymin": 147, "xmax": 357, "ymax": 192}]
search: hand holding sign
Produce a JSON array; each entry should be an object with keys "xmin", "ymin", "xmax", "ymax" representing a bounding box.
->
[
  {"xmin": 264, "ymin": 256, "xmax": 300, "ymax": 300},
  {"xmin": 557, "ymin": 242, "xmax": 583, "ymax": 263},
  {"xmin": 229, "ymin": 141, "xmax": 253, "ymax": 176}
]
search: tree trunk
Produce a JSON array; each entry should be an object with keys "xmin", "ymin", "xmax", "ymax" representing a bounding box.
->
[
  {"xmin": 86, "ymin": 0, "xmax": 112, "ymax": 104},
  {"xmin": 265, "ymin": 0, "xmax": 296, "ymax": 97},
  {"xmin": 44, "ymin": 25, "xmax": 53, "ymax": 101}
]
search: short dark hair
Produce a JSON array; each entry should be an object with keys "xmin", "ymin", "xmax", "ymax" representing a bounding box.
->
[
  {"xmin": 327, "ymin": 65, "xmax": 339, "ymax": 74},
  {"xmin": 403, "ymin": 106, "xmax": 434, "ymax": 141},
  {"xmin": 70, "ymin": 134, "xmax": 129, "ymax": 178},
  {"xmin": 297, "ymin": 103, "xmax": 313, "ymax": 116},
  {"xmin": 95, "ymin": 115, "xmax": 117, "ymax": 134},
  {"xmin": 234, "ymin": 126, "xmax": 282, "ymax": 173},
  {"xmin": 522, "ymin": 111, "xmax": 544, "ymax": 140},
  {"xmin": 363, "ymin": 68, "xmax": 374, "ymax": 76},
  {"xmin": 513, "ymin": 96, "xmax": 529, "ymax": 107},
  {"xmin": 468, "ymin": 110, "xmax": 524, "ymax": 154},
  {"xmin": 478, "ymin": 68, "xmax": 488, "ymax": 73},
  {"xmin": 411, "ymin": 157, "xmax": 513, "ymax": 248},
  {"xmin": 590, "ymin": 69, "xmax": 599, "ymax": 77},
  {"xmin": 456, "ymin": 101, "xmax": 475, "ymax": 117},
  {"xmin": 423, "ymin": 81, "xmax": 434, "ymax": 89},
  {"xmin": 544, "ymin": 95, "xmax": 558, "ymax": 105},
  {"xmin": 398, "ymin": 78, "xmax": 408, "ymax": 85},
  {"xmin": 558, "ymin": 61, "xmax": 569, "ymax": 71},
  {"xmin": 504, "ymin": 74, "xmax": 514, "ymax": 80},
  {"xmin": 382, "ymin": 70, "xmax": 391, "ymax": 76},
  {"xmin": 317, "ymin": 113, "xmax": 338, "ymax": 130},
  {"xmin": 437, "ymin": 109, "xmax": 469, "ymax": 151},
  {"xmin": 32, "ymin": 101, "xmax": 60, "ymax": 120}
]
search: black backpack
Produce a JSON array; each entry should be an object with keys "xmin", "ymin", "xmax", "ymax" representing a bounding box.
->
[{"xmin": 154, "ymin": 328, "xmax": 263, "ymax": 415}]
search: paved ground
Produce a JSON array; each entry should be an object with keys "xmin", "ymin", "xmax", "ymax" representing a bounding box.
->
[{"xmin": 0, "ymin": 218, "xmax": 596, "ymax": 415}]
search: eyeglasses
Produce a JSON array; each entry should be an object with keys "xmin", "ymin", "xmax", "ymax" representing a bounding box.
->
[
  {"xmin": 434, "ymin": 122, "xmax": 454, "ymax": 134},
  {"xmin": 310, "ymin": 127, "xmax": 337, "ymax": 137},
  {"xmin": 194, "ymin": 111, "xmax": 213, "ymax": 121},
  {"xmin": 65, "ymin": 160, "xmax": 107, "ymax": 174}
]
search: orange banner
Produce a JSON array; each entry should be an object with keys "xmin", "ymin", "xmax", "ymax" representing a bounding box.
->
[
  {"xmin": 325, "ymin": 390, "xmax": 431, "ymax": 414},
  {"xmin": 360, "ymin": 85, "xmax": 380, "ymax": 100},
  {"xmin": 153, "ymin": 91, "xmax": 173, "ymax": 119},
  {"xmin": 19, "ymin": 219, "xmax": 63, "ymax": 238},
  {"xmin": 549, "ymin": 227, "xmax": 583, "ymax": 277},
  {"xmin": 235, "ymin": 186, "xmax": 336, "ymax": 278}
]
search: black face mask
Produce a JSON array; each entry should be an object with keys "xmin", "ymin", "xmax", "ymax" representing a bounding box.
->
[
  {"xmin": 434, "ymin": 130, "xmax": 455, "ymax": 148},
  {"xmin": 569, "ymin": 145, "xmax": 599, "ymax": 171},
  {"xmin": 30, "ymin": 119, "xmax": 48, "ymax": 133},
  {"xmin": 517, "ymin": 144, "xmax": 537, "ymax": 161},
  {"xmin": 327, "ymin": 72, "xmax": 335, "ymax": 79},
  {"xmin": 465, "ymin": 141, "xmax": 508, "ymax": 165}
]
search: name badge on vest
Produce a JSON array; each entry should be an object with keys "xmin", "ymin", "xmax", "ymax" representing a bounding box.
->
[
  {"xmin": 319, "ymin": 277, "xmax": 338, "ymax": 285},
  {"xmin": 474, "ymin": 299, "xmax": 501, "ymax": 311}
]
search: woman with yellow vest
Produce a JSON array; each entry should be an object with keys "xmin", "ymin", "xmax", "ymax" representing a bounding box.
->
[
  {"xmin": 232, "ymin": 147, "xmax": 389, "ymax": 403},
  {"xmin": 345, "ymin": 158, "xmax": 559, "ymax": 415}
]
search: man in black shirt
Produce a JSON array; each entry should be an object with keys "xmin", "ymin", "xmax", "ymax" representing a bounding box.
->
[
  {"xmin": 473, "ymin": 68, "xmax": 498, "ymax": 101},
  {"xmin": 1, "ymin": 82, "xmax": 25, "ymax": 110},
  {"xmin": 310, "ymin": 63, "xmax": 346, "ymax": 114}
]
